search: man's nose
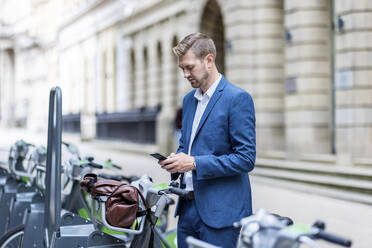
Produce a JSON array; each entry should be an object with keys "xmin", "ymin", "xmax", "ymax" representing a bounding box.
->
[{"xmin": 183, "ymin": 70, "xmax": 190, "ymax": 78}]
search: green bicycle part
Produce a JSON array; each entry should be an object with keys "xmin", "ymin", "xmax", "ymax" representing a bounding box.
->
[
  {"xmin": 77, "ymin": 159, "xmax": 89, "ymax": 166},
  {"xmin": 68, "ymin": 146, "xmax": 76, "ymax": 153},
  {"xmin": 21, "ymin": 176, "xmax": 31, "ymax": 183},
  {"xmin": 162, "ymin": 230, "xmax": 177, "ymax": 248},
  {"xmin": 82, "ymin": 191, "xmax": 93, "ymax": 210},
  {"xmin": 152, "ymin": 183, "xmax": 169, "ymax": 190},
  {"xmin": 102, "ymin": 226, "xmax": 127, "ymax": 236},
  {"xmin": 132, "ymin": 218, "xmax": 142, "ymax": 230},
  {"xmin": 284, "ymin": 223, "xmax": 313, "ymax": 236},
  {"xmin": 78, "ymin": 208, "xmax": 90, "ymax": 220},
  {"xmin": 104, "ymin": 160, "xmax": 113, "ymax": 168},
  {"xmin": 156, "ymin": 219, "xmax": 162, "ymax": 226}
]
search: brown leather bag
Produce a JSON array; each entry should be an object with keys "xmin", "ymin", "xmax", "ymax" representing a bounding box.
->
[{"xmin": 80, "ymin": 173, "xmax": 148, "ymax": 228}]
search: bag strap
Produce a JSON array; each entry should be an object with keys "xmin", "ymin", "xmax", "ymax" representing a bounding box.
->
[
  {"xmin": 84, "ymin": 173, "xmax": 98, "ymax": 193},
  {"xmin": 107, "ymin": 183, "xmax": 127, "ymax": 199},
  {"xmin": 149, "ymin": 224, "xmax": 154, "ymax": 248},
  {"xmin": 137, "ymin": 189, "xmax": 149, "ymax": 209}
]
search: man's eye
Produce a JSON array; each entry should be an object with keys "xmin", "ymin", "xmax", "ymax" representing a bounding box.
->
[{"xmin": 186, "ymin": 66, "xmax": 193, "ymax": 70}]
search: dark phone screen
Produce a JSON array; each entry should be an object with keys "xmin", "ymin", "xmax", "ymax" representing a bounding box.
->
[{"xmin": 150, "ymin": 153, "xmax": 167, "ymax": 160}]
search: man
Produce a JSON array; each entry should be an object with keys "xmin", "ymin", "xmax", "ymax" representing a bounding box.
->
[{"xmin": 158, "ymin": 32, "xmax": 256, "ymax": 247}]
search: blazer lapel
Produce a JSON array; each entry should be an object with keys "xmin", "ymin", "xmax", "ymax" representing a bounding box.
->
[
  {"xmin": 185, "ymin": 96, "xmax": 198, "ymax": 150},
  {"xmin": 194, "ymin": 77, "xmax": 226, "ymax": 140}
]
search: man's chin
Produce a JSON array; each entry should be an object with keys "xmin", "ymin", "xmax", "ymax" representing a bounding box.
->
[{"xmin": 190, "ymin": 81, "xmax": 199, "ymax": 88}]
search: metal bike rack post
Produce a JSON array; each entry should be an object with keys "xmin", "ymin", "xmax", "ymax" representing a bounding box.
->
[{"xmin": 44, "ymin": 86, "xmax": 62, "ymax": 248}]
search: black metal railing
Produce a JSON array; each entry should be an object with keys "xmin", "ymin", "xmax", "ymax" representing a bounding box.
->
[
  {"xmin": 96, "ymin": 106, "xmax": 160, "ymax": 144},
  {"xmin": 62, "ymin": 113, "xmax": 80, "ymax": 133}
]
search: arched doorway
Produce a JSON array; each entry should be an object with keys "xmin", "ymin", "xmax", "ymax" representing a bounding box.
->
[{"xmin": 200, "ymin": 0, "xmax": 225, "ymax": 74}]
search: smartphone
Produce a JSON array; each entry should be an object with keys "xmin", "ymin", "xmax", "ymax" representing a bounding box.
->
[{"xmin": 150, "ymin": 153, "xmax": 167, "ymax": 160}]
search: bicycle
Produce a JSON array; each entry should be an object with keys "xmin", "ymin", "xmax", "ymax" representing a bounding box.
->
[
  {"xmin": 1, "ymin": 140, "xmax": 84, "ymax": 234},
  {"xmin": 0, "ymin": 140, "xmax": 41, "ymax": 235},
  {"xmin": 0, "ymin": 87, "xmax": 180, "ymax": 248},
  {"xmin": 82, "ymin": 173, "xmax": 193, "ymax": 248},
  {"xmin": 0, "ymin": 155, "xmax": 105, "ymax": 248},
  {"xmin": 186, "ymin": 208, "xmax": 352, "ymax": 248}
]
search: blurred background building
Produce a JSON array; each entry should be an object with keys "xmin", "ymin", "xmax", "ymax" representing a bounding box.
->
[{"xmin": 1, "ymin": 0, "xmax": 372, "ymax": 214}]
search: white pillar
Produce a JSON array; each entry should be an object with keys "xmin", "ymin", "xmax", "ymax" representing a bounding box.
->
[
  {"xmin": 134, "ymin": 34, "xmax": 144, "ymax": 108},
  {"xmin": 157, "ymin": 34, "xmax": 176, "ymax": 154},
  {"xmin": 284, "ymin": 0, "xmax": 332, "ymax": 156},
  {"xmin": 147, "ymin": 39, "xmax": 158, "ymax": 108},
  {"xmin": 116, "ymin": 36, "xmax": 131, "ymax": 111},
  {"xmin": 335, "ymin": 0, "xmax": 372, "ymax": 163}
]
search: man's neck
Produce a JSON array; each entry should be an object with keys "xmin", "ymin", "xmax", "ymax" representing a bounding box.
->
[{"xmin": 201, "ymin": 71, "xmax": 220, "ymax": 94}]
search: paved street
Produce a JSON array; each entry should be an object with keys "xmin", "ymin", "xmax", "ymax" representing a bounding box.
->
[{"xmin": 1, "ymin": 127, "xmax": 371, "ymax": 247}]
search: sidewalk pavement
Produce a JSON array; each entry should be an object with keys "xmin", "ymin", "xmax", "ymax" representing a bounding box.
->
[{"xmin": 1, "ymin": 127, "xmax": 371, "ymax": 247}]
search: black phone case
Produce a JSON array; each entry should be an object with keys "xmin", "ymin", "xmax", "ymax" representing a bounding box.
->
[{"xmin": 150, "ymin": 153, "xmax": 167, "ymax": 160}]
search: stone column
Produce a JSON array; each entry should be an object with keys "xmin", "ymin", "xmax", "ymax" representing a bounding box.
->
[
  {"xmin": 284, "ymin": 0, "xmax": 332, "ymax": 156},
  {"xmin": 116, "ymin": 36, "xmax": 131, "ymax": 112},
  {"xmin": 223, "ymin": 1, "xmax": 285, "ymax": 154},
  {"xmin": 106, "ymin": 44, "xmax": 116, "ymax": 113},
  {"xmin": 156, "ymin": 33, "xmax": 176, "ymax": 154},
  {"xmin": 81, "ymin": 37, "xmax": 98, "ymax": 141},
  {"xmin": 81, "ymin": 56, "xmax": 96, "ymax": 140},
  {"xmin": 147, "ymin": 38, "xmax": 158, "ymax": 108},
  {"xmin": 335, "ymin": 0, "xmax": 372, "ymax": 164},
  {"xmin": 95, "ymin": 36, "xmax": 104, "ymax": 113},
  {"xmin": 0, "ymin": 48, "xmax": 15, "ymax": 127},
  {"xmin": 134, "ymin": 34, "xmax": 145, "ymax": 108},
  {"xmin": 253, "ymin": 0, "xmax": 285, "ymax": 153}
]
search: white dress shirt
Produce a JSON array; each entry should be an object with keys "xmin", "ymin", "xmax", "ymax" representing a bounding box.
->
[{"xmin": 183, "ymin": 74, "xmax": 222, "ymax": 191}]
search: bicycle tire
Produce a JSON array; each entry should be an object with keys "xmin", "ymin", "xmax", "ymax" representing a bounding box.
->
[{"xmin": 0, "ymin": 224, "xmax": 25, "ymax": 248}]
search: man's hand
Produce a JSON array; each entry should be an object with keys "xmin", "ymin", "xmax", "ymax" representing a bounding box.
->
[{"xmin": 158, "ymin": 152, "xmax": 196, "ymax": 173}]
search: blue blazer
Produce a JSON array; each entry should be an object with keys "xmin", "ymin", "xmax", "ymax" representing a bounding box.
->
[{"xmin": 176, "ymin": 75, "xmax": 256, "ymax": 229}]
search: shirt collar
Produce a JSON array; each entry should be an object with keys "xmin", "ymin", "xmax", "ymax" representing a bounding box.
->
[{"xmin": 194, "ymin": 74, "xmax": 222, "ymax": 101}]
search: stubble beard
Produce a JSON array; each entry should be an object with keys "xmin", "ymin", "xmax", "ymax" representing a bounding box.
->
[{"xmin": 190, "ymin": 68, "xmax": 210, "ymax": 89}]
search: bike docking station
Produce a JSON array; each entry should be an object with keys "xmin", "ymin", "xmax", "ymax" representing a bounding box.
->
[
  {"xmin": 0, "ymin": 141, "xmax": 45, "ymax": 241},
  {"xmin": 0, "ymin": 86, "xmax": 179, "ymax": 248},
  {"xmin": 40, "ymin": 87, "xmax": 124, "ymax": 247}
]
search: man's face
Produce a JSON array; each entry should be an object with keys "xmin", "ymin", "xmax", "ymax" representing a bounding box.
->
[{"xmin": 178, "ymin": 50, "xmax": 209, "ymax": 89}]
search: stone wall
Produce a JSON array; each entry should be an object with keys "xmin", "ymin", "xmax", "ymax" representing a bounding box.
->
[{"xmin": 2, "ymin": 0, "xmax": 372, "ymax": 167}]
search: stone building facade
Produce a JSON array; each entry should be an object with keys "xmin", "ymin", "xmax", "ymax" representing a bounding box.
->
[{"xmin": 1, "ymin": 0, "xmax": 372, "ymax": 204}]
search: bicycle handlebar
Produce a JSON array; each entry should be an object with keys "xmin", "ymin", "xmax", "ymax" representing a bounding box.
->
[
  {"xmin": 316, "ymin": 230, "xmax": 352, "ymax": 247},
  {"xmin": 168, "ymin": 187, "xmax": 194, "ymax": 199},
  {"xmin": 111, "ymin": 163, "xmax": 121, "ymax": 170},
  {"xmin": 87, "ymin": 161, "xmax": 103, "ymax": 169},
  {"xmin": 98, "ymin": 173, "xmax": 139, "ymax": 183},
  {"xmin": 98, "ymin": 173, "xmax": 124, "ymax": 181},
  {"xmin": 271, "ymin": 213, "xmax": 294, "ymax": 226}
]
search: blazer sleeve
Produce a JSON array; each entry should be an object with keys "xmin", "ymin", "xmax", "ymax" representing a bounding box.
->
[
  {"xmin": 194, "ymin": 91, "xmax": 256, "ymax": 180},
  {"xmin": 177, "ymin": 128, "xmax": 185, "ymax": 154}
]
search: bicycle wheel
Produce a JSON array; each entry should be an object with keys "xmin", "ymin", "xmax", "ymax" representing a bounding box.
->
[{"xmin": 0, "ymin": 224, "xmax": 25, "ymax": 248}]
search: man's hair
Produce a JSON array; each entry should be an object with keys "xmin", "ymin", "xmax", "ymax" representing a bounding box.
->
[{"xmin": 173, "ymin": 32, "xmax": 216, "ymax": 59}]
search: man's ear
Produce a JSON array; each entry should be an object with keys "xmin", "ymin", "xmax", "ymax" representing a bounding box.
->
[{"xmin": 204, "ymin": 54, "xmax": 215, "ymax": 69}]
